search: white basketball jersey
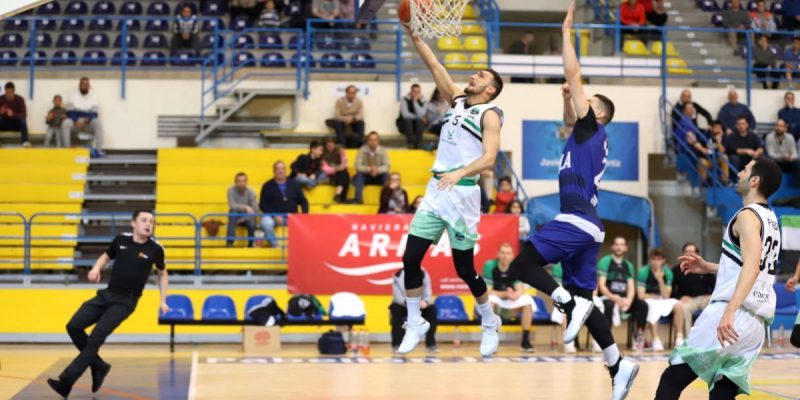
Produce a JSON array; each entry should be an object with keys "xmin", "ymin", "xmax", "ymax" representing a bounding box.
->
[
  {"xmin": 431, "ymin": 96, "xmax": 503, "ymax": 177},
  {"xmin": 712, "ymin": 203, "xmax": 780, "ymax": 320}
]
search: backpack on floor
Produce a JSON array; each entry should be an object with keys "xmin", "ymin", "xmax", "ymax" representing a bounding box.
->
[{"xmin": 317, "ymin": 330, "xmax": 347, "ymax": 355}]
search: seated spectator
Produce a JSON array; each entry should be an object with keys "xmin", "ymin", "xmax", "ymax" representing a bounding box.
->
[
  {"xmin": 671, "ymin": 89, "xmax": 713, "ymax": 133},
  {"xmin": 674, "ymin": 101, "xmax": 701, "ymax": 146},
  {"xmin": 258, "ymin": 0, "xmax": 282, "ymax": 27},
  {"xmin": 784, "ymin": 39, "xmax": 800, "ymax": 89},
  {"xmin": 379, "ymin": 172, "xmax": 408, "ymax": 214},
  {"xmin": 425, "ymin": 88, "xmax": 448, "ymax": 137},
  {"xmin": 645, "ymin": 0, "xmax": 668, "ymax": 26},
  {"xmin": 766, "ymin": 119, "xmax": 798, "ymax": 171},
  {"xmin": 752, "ymin": 35, "xmax": 780, "ymax": 90},
  {"xmin": 0, "ymin": 82, "xmax": 29, "ymax": 147},
  {"xmin": 354, "ymin": 132, "xmax": 389, "ymax": 203},
  {"xmin": 494, "ymin": 176, "xmax": 516, "ymax": 213},
  {"xmin": 62, "ymin": 77, "xmax": 105, "ymax": 155},
  {"xmin": 507, "ymin": 32, "xmax": 535, "ymax": 83},
  {"xmin": 259, "ymin": 160, "xmax": 308, "ymax": 248},
  {"xmin": 321, "ymin": 136, "xmax": 350, "ymax": 203},
  {"xmin": 619, "ymin": 0, "xmax": 648, "ymax": 42},
  {"xmin": 717, "ymin": 89, "xmax": 756, "ymax": 134},
  {"xmin": 779, "ymin": 91, "xmax": 800, "ymax": 141},
  {"xmin": 483, "ymin": 243, "xmax": 535, "ymax": 352},
  {"xmin": 750, "ymin": 0, "xmax": 777, "ymax": 34},
  {"xmin": 332, "ymin": 85, "xmax": 365, "ymax": 148},
  {"xmin": 783, "ymin": 0, "xmax": 800, "ymax": 31},
  {"xmin": 507, "ymin": 200, "xmax": 529, "ymax": 249},
  {"xmin": 408, "ymin": 195, "xmax": 423, "ymax": 213},
  {"xmin": 398, "ymin": 84, "xmax": 427, "ymax": 149},
  {"xmin": 390, "ymin": 268, "xmax": 437, "ymax": 352},
  {"xmin": 230, "ymin": 0, "xmax": 261, "ymax": 23},
  {"xmin": 227, "ymin": 172, "xmax": 258, "ymax": 248},
  {"xmin": 338, "ymin": 0, "xmax": 357, "ymax": 28},
  {"xmin": 724, "ymin": 117, "xmax": 765, "ymax": 171},
  {"xmin": 44, "ymin": 94, "xmax": 67, "ymax": 147},
  {"xmin": 312, "ymin": 0, "xmax": 339, "ymax": 27},
  {"xmin": 285, "ymin": 0, "xmax": 311, "ymax": 30},
  {"xmin": 597, "ymin": 237, "xmax": 648, "ymax": 350},
  {"xmin": 692, "ymin": 121, "xmax": 731, "ymax": 185},
  {"xmin": 671, "ymin": 242, "xmax": 716, "ymax": 340},
  {"xmin": 636, "ymin": 248, "xmax": 684, "ymax": 350},
  {"xmin": 723, "ymin": 0, "xmax": 750, "ymax": 52},
  {"xmin": 171, "ymin": 5, "xmax": 200, "ymax": 55},
  {"xmin": 290, "ymin": 140, "xmax": 325, "ymax": 188}
]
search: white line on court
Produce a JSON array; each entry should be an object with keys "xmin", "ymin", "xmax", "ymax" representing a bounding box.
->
[{"xmin": 188, "ymin": 351, "xmax": 198, "ymax": 400}]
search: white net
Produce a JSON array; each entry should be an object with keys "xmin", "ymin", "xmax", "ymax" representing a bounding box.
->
[{"xmin": 409, "ymin": 0, "xmax": 472, "ymax": 39}]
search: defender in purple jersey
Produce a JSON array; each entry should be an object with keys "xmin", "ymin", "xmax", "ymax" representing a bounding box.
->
[{"xmin": 506, "ymin": 4, "xmax": 638, "ymax": 400}]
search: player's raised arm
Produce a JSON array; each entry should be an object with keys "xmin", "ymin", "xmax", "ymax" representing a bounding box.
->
[
  {"xmin": 403, "ymin": 24, "xmax": 463, "ymax": 103},
  {"xmin": 562, "ymin": 83, "xmax": 577, "ymax": 129},
  {"xmin": 561, "ymin": 3, "xmax": 590, "ymax": 119}
]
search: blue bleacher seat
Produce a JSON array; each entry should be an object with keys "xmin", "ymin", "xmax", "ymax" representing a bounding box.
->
[
  {"xmin": 288, "ymin": 34, "xmax": 304, "ymax": 50},
  {"xmin": 320, "ymin": 52, "xmax": 345, "ymax": 68},
  {"xmin": 160, "ymin": 294, "xmax": 194, "ymax": 320},
  {"xmin": 699, "ymin": 0, "xmax": 720, "ymax": 11},
  {"xmin": 144, "ymin": 33, "xmax": 168, "ymax": 49},
  {"xmin": 233, "ymin": 34, "xmax": 255, "ymax": 49},
  {"xmin": 772, "ymin": 1, "xmax": 784, "ymax": 13},
  {"xmin": 65, "ymin": 0, "xmax": 89, "ymax": 15},
  {"xmin": 772, "ymin": 283, "xmax": 800, "ymax": 330},
  {"xmin": 51, "ymin": 50, "xmax": 78, "ymax": 65},
  {"xmin": 81, "ymin": 50, "xmax": 108, "ymax": 65},
  {"xmin": 36, "ymin": 18, "xmax": 57, "ymax": 31},
  {"xmin": 148, "ymin": 1, "xmax": 171, "ymax": 15},
  {"xmin": 231, "ymin": 16, "xmax": 252, "ymax": 31},
  {"xmin": 86, "ymin": 33, "xmax": 110, "ymax": 48},
  {"xmin": 92, "ymin": 1, "xmax": 116, "ymax": 15},
  {"xmin": 0, "ymin": 50, "xmax": 18, "ymax": 66},
  {"xmin": 316, "ymin": 33, "xmax": 341, "ymax": 50},
  {"xmin": 61, "ymin": 18, "xmax": 85, "ymax": 31},
  {"xmin": 56, "ymin": 33, "xmax": 82, "ymax": 49},
  {"xmin": 114, "ymin": 33, "xmax": 140, "ymax": 49},
  {"xmin": 434, "ymin": 295, "xmax": 469, "ymax": 321},
  {"xmin": 4, "ymin": 19, "xmax": 28, "ymax": 31},
  {"xmin": 174, "ymin": 2, "xmax": 199, "ymax": 14},
  {"xmin": 290, "ymin": 52, "xmax": 315, "ymax": 68},
  {"xmin": 233, "ymin": 51, "xmax": 256, "ymax": 67},
  {"xmin": 244, "ymin": 295, "xmax": 277, "ymax": 321},
  {"xmin": 118, "ymin": 19, "xmax": 142, "ymax": 31},
  {"xmin": 747, "ymin": 0, "xmax": 758, "ymax": 10},
  {"xmin": 141, "ymin": 50, "xmax": 167, "ymax": 66},
  {"xmin": 111, "ymin": 50, "xmax": 137, "ymax": 66},
  {"xmin": 146, "ymin": 19, "xmax": 170, "ymax": 32},
  {"xmin": 201, "ymin": 0, "xmax": 228, "ymax": 16},
  {"xmin": 121, "ymin": 1, "xmax": 144, "ymax": 15},
  {"xmin": 0, "ymin": 33, "xmax": 24, "ymax": 49},
  {"xmin": 202, "ymin": 19, "xmax": 225, "ymax": 32},
  {"xmin": 90, "ymin": 18, "xmax": 113, "ymax": 31},
  {"xmin": 21, "ymin": 50, "xmax": 48, "ymax": 66},
  {"xmin": 345, "ymin": 35, "xmax": 371, "ymax": 51},
  {"xmin": 202, "ymin": 295, "xmax": 237, "ymax": 320},
  {"xmin": 532, "ymin": 296, "xmax": 551, "ymax": 323},
  {"xmin": 170, "ymin": 50, "xmax": 197, "ymax": 66},
  {"xmin": 37, "ymin": 1, "xmax": 61, "ymax": 15},
  {"xmin": 259, "ymin": 32, "xmax": 283, "ymax": 49},
  {"xmin": 202, "ymin": 51, "xmax": 225, "ymax": 64},
  {"xmin": 201, "ymin": 33, "xmax": 223, "ymax": 49},
  {"xmin": 30, "ymin": 33, "xmax": 53, "ymax": 48},
  {"xmin": 711, "ymin": 13, "xmax": 724, "ymax": 27},
  {"xmin": 350, "ymin": 53, "xmax": 375, "ymax": 68},
  {"xmin": 261, "ymin": 52, "xmax": 286, "ymax": 67}
]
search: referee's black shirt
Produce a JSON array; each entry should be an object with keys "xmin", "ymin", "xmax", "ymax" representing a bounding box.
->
[{"xmin": 105, "ymin": 233, "xmax": 165, "ymax": 297}]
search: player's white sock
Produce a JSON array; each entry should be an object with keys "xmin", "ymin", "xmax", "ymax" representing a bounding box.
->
[
  {"xmin": 476, "ymin": 300, "xmax": 496, "ymax": 321},
  {"xmin": 602, "ymin": 343, "xmax": 621, "ymax": 367},
  {"xmin": 551, "ymin": 287, "xmax": 573, "ymax": 304},
  {"xmin": 406, "ymin": 297, "xmax": 423, "ymax": 325}
]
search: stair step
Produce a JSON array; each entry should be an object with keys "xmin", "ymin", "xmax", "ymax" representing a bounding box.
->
[
  {"xmin": 83, "ymin": 194, "xmax": 156, "ymax": 201},
  {"xmin": 86, "ymin": 174, "xmax": 156, "ymax": 183},
  {"xmin": 91, "ymin": 155, "xmax": 157, "ymax": 165}
]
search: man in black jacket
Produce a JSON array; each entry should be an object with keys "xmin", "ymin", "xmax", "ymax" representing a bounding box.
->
[
  {"xmin": 671, "ymin": 89, "xmax": 713, "ymax": 133},
  {"xmin": 260, "ymin": 160, "xmax": 309, "ymax": 247},
  {"xmin": 290, "ymin": 140, "xmax": 324, "ymax": 188}
]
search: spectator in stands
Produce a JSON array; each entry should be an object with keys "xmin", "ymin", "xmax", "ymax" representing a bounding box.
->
[
  {"xmin": 321, "ymin": 136, "xmax": 350, "ymax": 203},
  {"xmin": 752, "ymin": 35, "xmax": 780, "ymax": 90},
  {"xmin": 722, "ymin": 0, "xmax": 750, "ymax": 52},
  {"xmin": 507, "ymin": 32, "xmax": 535, "ymax": 83},
  {"xmin": 378, "ymin": 172, "xmax": 408, "ymax": 213},
  {"xmin": 425, "ymin": 88, "xmax": 448, "ymax": 137},
  {"xmin": 390, "ymin": 267, "xmax": 437, "ymax": 353},
  {"xmin": 285, "ymin": 0, "xmax": 311, "ymax": 30},
  {"xmin": 338, "ymin": 0, "xmax": 357, "ymax": 29},
  {"xmin": 494, "ymin": 176, "xmax": 516, "ymax": 213},
  {"xmin": 671, "ymin": 242, "xmax": 716, "ymax": 340},
  {"xmin": 62, "ymin": 77, "xmax": 104, "ymax": 156},
  {"xmin": 619, "ymin": 0, "xmax": 648, "ymax": 42},
  {"xmin": 637, "ymin": 248, "xmax": 684, "ymax": 350},
  {"xmin": 483, "ymin": 243, "xmax": 535, "ymax": 352},
  {"xmin": 312, "ymin": 0, "xmax": 339, "ymax": 27},
  {"xmin": 779, "ymin": 91, "xmax": 800, "ymax": 141},
  {"xmin": 408, "ymin": 195, "xmax": 423, "ymax": 213},
  {"xmin": 717, "ymin": 88, "xmax": 756, "ymax": 134},
  {"xmin": 44, "ymin": 95, "xmax": 67, "ymax": 147},
  {"xmin": 646, "ymin": 0, "xmax": 667, "ymax": 27},
  {"xmin": 258, "ymin": 0, "xmax": 282, "ymax": 27},
  {"xmin": 750, "ymin": 0, "xmax": 777, "ymax": 34},
  {"xmin": 398, "ymin": 84, "xmax": 427, "ymax": 149},
  {"xmin": 0, "ymin": 82, "xmax": 29, "ymax": 147},
  {"xmin": 332, "ymin": 85, "xmax": 365, "ymax": 147},
  {"xmin": 596, "ymin": 236, "xmax": 648, "ymax": 350},
  {"xmin": 766, "ymin": 118, "xmax": 799, "ymax": 171},
  {"xmin": 689, "ymin": 120, "xmax": 731, "ymax": 185},
  {"xmin": 227, "ymin": 172, "xmax": 258, "ymax": 247},
  {"xmin": 785, "ymin": 39, "xmax": 800, "ymax": 89},
  {"xmin": 724, "ymin": 117, "xmax": 765, "ymax": 171},
  {"xmin": 230, "ymin": 0, "xmax": 261, "ymax": 23},
  {"xmin": 290, "ymin": 140, "xmax": 325, "ymax": 188},
  {"xmin": 353, "ymin": 132, "xmax": 389, "ymax": 203},
  {"xmin": 259, "ymin": 160, "xmax": 308, "ymax": 248},
  {"xmin": 171, "ymin": 5, "xmax": 200, "ymax": 56},
  {"xmin": 674, "ymin": 101, "xmax": 702, "ymax": 146},
  {"xmin": 507, "ymin": 200, "xmax": 529, "ymax": 249},
  {"xmin": 784, "ymin": 0, "xmax": 800, "ymax": 31},
  {"xmin": 672, "ymin": 89, "xmax": 713, "ymax": 132}
]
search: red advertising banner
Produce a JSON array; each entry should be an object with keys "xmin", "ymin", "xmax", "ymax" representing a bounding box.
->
[{"xmin": 287, "ymin": 214, "xmax": 519, "ymax": 295}]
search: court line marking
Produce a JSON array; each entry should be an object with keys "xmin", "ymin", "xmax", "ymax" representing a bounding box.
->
[{"xmin": 188, "ymin": 350, "xmax": 198, "ymax": 400}]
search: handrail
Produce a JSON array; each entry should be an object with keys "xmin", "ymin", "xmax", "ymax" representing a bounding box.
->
[{"xmin": 0, "ymin": 212, "xmax": 28, "ymax": 274}]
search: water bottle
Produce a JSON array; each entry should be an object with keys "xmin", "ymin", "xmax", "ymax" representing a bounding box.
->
[
  {"xmin": 550, "ymin": 328, "xmax": 558, "ymax": 351},
  {"xmin": 350, "ymin": 329, "xmax": 360, "ymax": 355},
  {"xmin": 452, "ymin": 327, "xmax": 462, "ymax": 351},
  {"xmin": 362, "ymin": 329, "xmax": 371, "ymax": 356},
  {"xmin": 778, "ymin": 325, "xmax": 785, "ymax": 348},
  {"xmin": 254, "ymin": 229, "xmax": 265, "ymax": 247}
]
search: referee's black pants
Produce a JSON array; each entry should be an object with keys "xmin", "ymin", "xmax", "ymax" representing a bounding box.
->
[{"xmin": 60, "ymin": 289, "xmax": 137, "ymax": 385}]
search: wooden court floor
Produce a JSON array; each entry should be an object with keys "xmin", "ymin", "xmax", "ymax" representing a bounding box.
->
[{"xmin": 1, "ymin": 344, "xmax": 799, "ymax": 399}]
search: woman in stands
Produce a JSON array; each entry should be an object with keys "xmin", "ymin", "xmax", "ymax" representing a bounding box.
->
[
  {"xmin": 378, "ymin": 172, "xmax": 409, "ymax": 214},
  {"xmin": 321, "ymin": 136, "xmax": 351, "ymax": 203}
]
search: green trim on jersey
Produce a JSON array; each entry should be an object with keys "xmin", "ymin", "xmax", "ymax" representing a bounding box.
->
[
  {"xmin": 672, "ymin": 344, "xmax": 756, "ymax": 395},
  {"xmin": 722, "ymin": 239, "xmax": 741, "ymax": 256},
  {"xmin": 463, "ymin": 117, "xmax": 481, "ymax": 133}
]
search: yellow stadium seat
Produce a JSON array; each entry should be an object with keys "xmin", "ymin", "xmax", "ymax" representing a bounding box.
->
[
  {"xmin": 437, "ymin": 36, "xmax": 463, "ymax": 51},
  {"xmin": 463, "ymin": 35, "xmax": 487, "ymax": 52},
  {"xmin": 0, "ymin": 184, "xmax": 85, "ymax": 204},
  {"xmin": 650, "ymin": 41, "xmax": 679, "ymax": 57},
  {"xmin": 0, "ymin": 149, "xmax": 89, "ymax": 165},
  {"xmin": 461, "ymin": 23, "xmax": 485, "ymax": 35},
  {"xmin": 462, "ymin": 5, "xmax": 477, "ymax": 19},
  {"xmin": 0, "ymin": 203, "xmax": 81, "ymax": 220},
  {"xmin": 444, "ymin": 53, "xmax": 470, "ymax": 70},
  {"xmin": 0, "ymin": 165, "xmax": 87, "ymax": 184},
  {"xmin": 0, "ymin": 247, "xmax": 75, "ymax": 270},
  {"xmin": 622, "ymin": 39, "xmax": 650, "ymax": 56},
  {"xmin": 666, "ymin": 58, "xmax": 692, "ymax": 75},
  {"xmin": 471, "ymin": 53, "xmax": 488, "ymax": 69}
]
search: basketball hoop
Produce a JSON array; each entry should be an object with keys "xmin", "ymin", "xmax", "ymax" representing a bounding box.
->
[{"xmin": 410, "ymin": 0, "xmax": 472, "ymax": 39}]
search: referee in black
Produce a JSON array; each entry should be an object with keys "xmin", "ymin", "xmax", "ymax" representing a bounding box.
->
[{"xmin": 48, "ymin": 210, "xmax": 170, "ymax": 398}]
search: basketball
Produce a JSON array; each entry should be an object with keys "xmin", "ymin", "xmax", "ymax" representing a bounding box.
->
[{"xmin": 398, "ymin": 0, "xmax": 412, "ymax": 23}]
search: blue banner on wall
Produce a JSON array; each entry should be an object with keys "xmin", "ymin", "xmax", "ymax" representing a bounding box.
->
[{"xmin": 521, "ymin": 120, "xmax": 639, "ymax": 181}]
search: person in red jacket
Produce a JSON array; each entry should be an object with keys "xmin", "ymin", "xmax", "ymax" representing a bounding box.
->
[
  {"xmin": 620, "ymin": 0, "xmax": 648, "ymax": 42},
  {"xmin": 493, "ymin": 176, "xmax": 516, "ymax": 213}
]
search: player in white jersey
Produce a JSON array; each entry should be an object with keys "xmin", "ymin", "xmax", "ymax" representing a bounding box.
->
[
  {"xmin": 396, "ymin": 23, "xmax": 505, "ymax": 356},
  {"xmin": 655, "ymin": 157, "xmax": 783, "ymax": 400}
]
